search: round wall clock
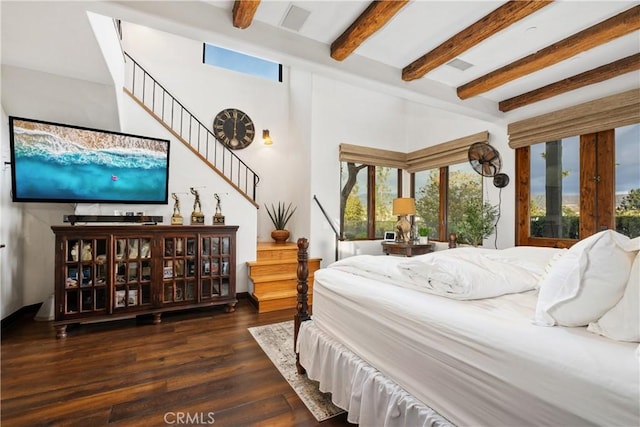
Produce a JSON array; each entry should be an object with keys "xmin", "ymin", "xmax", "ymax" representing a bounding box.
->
[{"xmin": 212, "ymin": 108, "xmax": 255, "ymax": 149}]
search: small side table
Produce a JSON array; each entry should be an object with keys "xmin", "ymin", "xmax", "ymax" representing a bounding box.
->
[{"xmin": 381, "ymin": 241, "xmax": 434, "ymax": 257}]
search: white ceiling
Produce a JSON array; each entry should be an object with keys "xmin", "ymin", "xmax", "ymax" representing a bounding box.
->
[
  {"xmin": 2, "ymin": 1, "xmax": 639, "ymax": 124},
  {"xmin": 228, "ymin": 1, "xmax": 640, "ymax": 105}
]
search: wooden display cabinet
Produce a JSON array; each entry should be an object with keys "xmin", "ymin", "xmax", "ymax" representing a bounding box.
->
[{"xmin": 52, "ymin": 225, "xmax": 238, "ymax": 338}]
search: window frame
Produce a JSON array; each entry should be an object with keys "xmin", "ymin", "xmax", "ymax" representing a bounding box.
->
[
  {"xmin": 411, "ymin": 164, "xmax": 484, "ymax": 242},
  {"xmin": 340, "ymin": 164, "xmax": 402, "ymax": 240},
  {"xmin": 516, "ymin": 128, "xmax": 621, "ymax": 248}
]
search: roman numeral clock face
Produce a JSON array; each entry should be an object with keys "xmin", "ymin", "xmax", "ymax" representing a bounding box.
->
[{"xmin": 212, "ymin": 108, "xmax": 255, "ymax": 150}]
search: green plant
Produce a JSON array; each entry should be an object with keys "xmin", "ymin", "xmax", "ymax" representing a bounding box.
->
[
  {"xmin": 265, "ymin": 202, "xmax": 296, "ymax": 230},
  {"xmin": 418, "ymin": 226, "xmax": 430, "ymax": 237},
  {"xmin": 458, "ymin": 202, "xmax": 498, "ymax": 246}
]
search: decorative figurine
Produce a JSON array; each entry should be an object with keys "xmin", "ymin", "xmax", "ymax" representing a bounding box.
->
[
  {"xmin": 70, "ymin": 242, "xmax": 79, "ymax": 262},
  {"xmin": 82, "ymin": 243, "xmax": 93, "ymax": 261},
  {"xmin": 190, "ymin": 187, "xmax": 205, "ymax": 224},
  {"xmin": 213, "ymin": 193, "xmax": 225, "ymax": 225},
  {"xmin": 448, "ymin": 232, "xmax": 458, "ymax": 249},
  {"xmin": 171, "ymin": 193, "xmax": 183, "ymax": 225}
]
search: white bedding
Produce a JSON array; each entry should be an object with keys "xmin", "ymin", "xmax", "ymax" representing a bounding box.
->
[
  {"xmin": 329, "ymin": 246, "xmax": 564, "ymax": 299},
  {"xmin": 299, "ymin": 266, "xmax": 639, "ymax": 427}
]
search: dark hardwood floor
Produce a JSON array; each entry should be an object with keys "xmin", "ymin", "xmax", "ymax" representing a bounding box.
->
[{"xmin": 1, "ymin": 299, "xmax": 353, "ymax": 426}]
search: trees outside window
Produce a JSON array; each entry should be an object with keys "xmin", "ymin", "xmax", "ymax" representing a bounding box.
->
[
  {"xmin": 414, "ymin": 162, "xmax": 483, "ymax": 242},
  {"xmin": 340, "ymin": 163, "xmax": 400, "ymax": 240}
]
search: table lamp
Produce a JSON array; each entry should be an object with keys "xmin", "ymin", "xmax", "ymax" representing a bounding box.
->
[{"xmin": 392, "ymin": 197, "xmax": 415, "ymax": 243}]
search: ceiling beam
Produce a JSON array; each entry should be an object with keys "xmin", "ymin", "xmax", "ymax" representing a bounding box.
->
[
  {"xmin": 331, "ymin": 0, "xmax": 409, "ymax": 61},
  {"xmin": 402, "ymin": 1, "xmax": 552, "ymax": 82},
  {"xmin": 232, "ymin": 0, "xmax": 261, "ymax": 29},
  {"xmin": 499, "ymin": 53, "xmax": 640, "ymax": 112},
  {"xmin": 457, "ymin": 5, "xmax": 640, "ymax": 99}
]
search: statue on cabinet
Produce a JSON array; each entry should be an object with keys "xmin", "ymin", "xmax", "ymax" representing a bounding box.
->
[
  {"xmin": 190, "ymin": 187, "xmax": 204, "ymax": 224},
  {"xmin": 171, "ymin": 193, "xmax": 183, "ymax": 225},
  {"xmin": 213, "ymin": 193, "xmax": 225, "ymax": 225}
]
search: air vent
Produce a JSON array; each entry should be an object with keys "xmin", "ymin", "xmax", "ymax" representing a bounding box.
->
[
  {"xmin": 446, "ymin": 58, "xmax": 474, "ymax": 71},
  {"xmin": 281, "ymin": 4, "xmax": 311, "ymax": 32}
]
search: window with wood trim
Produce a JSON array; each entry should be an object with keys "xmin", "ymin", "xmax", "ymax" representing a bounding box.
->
[
  {"xmin": 516, "ymin": 123, "xmax": 640, "ymax": 247},
  {"xmin": 413, "ymin": 163, "xmax": 483, "ymax": 242},
  {"xmin": 340, "ymin": 164, "xmax": 402, "ymax": 240}
]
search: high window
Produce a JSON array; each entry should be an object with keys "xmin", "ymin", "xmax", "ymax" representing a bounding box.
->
[{"xmin": 203, "ymin": 43, "xmax": 282, "ymax": 82}]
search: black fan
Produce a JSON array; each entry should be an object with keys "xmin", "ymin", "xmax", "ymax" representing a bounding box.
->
[{"xmin": 468, "ymin": 142, "xmax": 502, "ymax": 177}]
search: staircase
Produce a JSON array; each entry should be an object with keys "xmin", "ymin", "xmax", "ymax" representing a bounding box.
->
[
  {"xmin": 248, "ymin": 242, "xmax": 322, "ymax": 313},
  {"xmin": 123, "ymin": 52, "xmax": 259, "ymax": 207}
]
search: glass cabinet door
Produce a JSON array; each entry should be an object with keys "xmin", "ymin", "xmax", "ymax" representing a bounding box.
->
[
  {"xmin": 113, "ymin": 237, "xmax": 152, "ymax": 310},
  {"xmin": 63, "ymin": 238, "xmax": 108, "ymax": 315},
  {"xmin": 162, "ymin": 236, "xmax": 197, "ymax": 304},
  {"xmin": 200, "ymin": 235, "xmax": 231, "ymax": 300}
]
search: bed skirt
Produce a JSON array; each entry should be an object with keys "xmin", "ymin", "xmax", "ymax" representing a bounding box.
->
[{"xmin": 297, "ymin": 320, "xmax": 453, "ymax": 427}]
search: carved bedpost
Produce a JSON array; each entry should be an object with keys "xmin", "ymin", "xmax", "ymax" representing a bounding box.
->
[{"xmin": 294, "ymin": 237, "xmax": 310, "ymax": 374}]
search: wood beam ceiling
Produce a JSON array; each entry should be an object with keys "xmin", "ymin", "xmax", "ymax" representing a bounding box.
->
[
  {"xmin": 457, "ymin": 5, "xmax": 640, "ymax": 100},
  {"xmin": 331, "ymin": 0, "xmax": 409, "ymax": 61},
  {"xmin": 499, "ymin": 53, "xmax": 640, "ymax": 112},
  {"xmin": 402, "ymin": 1, "xmax": 552, "ymax": 82},
  {"xmin": 232, "ymin": 0, "xmax": 261, "ymax": 29}
]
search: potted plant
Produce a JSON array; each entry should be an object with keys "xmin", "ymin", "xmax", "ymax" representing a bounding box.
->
[
  {"xmin": 418, "ymin": 226, "xmax": 431, "ymax": 244},
  {"xmin": 265, "ymin": 202, "xmax": 296, "ymax": 243},
  {"xmin": 458, "ymin": 202, "xmax": 498, "ymax": 247}
]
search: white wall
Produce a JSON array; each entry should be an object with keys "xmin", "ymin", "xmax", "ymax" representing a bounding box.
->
[
  {"xmin": 121, "ymin": 22, "xmax": 301, "ymax": 242},
  {"xmin": 307, "ymin": 75, "xmax": 514, "ymax": 266},
  {"xmin": 405, "ymin": 102, "xmax": 515, "ymax": 249},
  {"xmin": 0, "ymin": 108, "xmax": 25, "ymax": 319}
]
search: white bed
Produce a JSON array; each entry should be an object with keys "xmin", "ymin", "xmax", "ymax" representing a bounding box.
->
[{"xmin": 294, "ymin": 235, "xmax": 640, "ymax": 427}]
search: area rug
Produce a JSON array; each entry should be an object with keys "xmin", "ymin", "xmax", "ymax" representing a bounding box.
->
[{"xmin": 248, "ymin": 320, "xmax": 345, "ymax": 422}]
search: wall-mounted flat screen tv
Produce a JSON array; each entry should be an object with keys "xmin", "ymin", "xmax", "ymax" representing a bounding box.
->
[{"xmin": 9, "ymin": 116, "xmax": 170, "ymax": 204}]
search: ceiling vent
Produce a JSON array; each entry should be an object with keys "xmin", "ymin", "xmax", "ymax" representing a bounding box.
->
[
  {"xmin": 446, "ymin": 58, "xmax": 474, "ymax": 71},
  {"xmin": 281, "ymin": 4, "xmax": 311, "ymax": 32}
]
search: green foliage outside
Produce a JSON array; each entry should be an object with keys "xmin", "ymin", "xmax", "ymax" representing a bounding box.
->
[
  {"xmin": 342, "ymin": 166, "xmax": 396, "ymax": 240},
  {"xmin": 530, "ymin": 215, "xmax": 579, "ymax": 240},
  {"xmin": 457, "ymin": 202, "xmax": 498, "ymax": 246},
  {"xmin": 617, "ymin": 188, "xmax": 640, "ymax": 214},
  {"xmin": 415, "ymin": 169, "xmax": 483, "ymax": 240}
]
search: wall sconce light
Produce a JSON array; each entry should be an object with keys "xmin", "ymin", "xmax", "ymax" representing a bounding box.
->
[{"xmin": 262, "ymin": 129, "xmax": 273, "ymax": 146}]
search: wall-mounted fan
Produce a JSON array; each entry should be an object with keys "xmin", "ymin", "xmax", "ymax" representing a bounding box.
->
[
  {"xmin": 468, "ymin": 142, "xmax": 502, "ymax": 177},
  {"xmin": 468, "ymin": 142, "xmax": 509, "ymax": 188}
]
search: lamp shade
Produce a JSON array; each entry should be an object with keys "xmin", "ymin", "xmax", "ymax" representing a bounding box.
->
[{"xmin": 392, "ymin": 198, "xmax": 415, "ymax": 216}]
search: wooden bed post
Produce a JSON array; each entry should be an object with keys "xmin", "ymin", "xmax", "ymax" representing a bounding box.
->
[{"xmin": 294, "ymin": 237, "xmax": 310, "ymax": 375}]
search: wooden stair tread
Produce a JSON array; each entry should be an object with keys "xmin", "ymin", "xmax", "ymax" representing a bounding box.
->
[
  {"xmin": 252, "ymin": 289, "xmax": 305, "ymax": 300},
  {"xmin": 247, "ymin": 257, "xmax": 321, "ymax": 267},
  {"xmin": 250, "ymin": 272, "xmax": 298, "ymax": 283},
  {"xmin": 256, "ymin": 242, "xmax": 298, "ymax": 251}
]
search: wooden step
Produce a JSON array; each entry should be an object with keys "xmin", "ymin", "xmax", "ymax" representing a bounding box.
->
[
  {"xmin": 252, "ymin": 290, "xmax": 314, "ymax": 313},
  {"xmin": 252, "ymin": 276, "xmax": 315, "ymax": 295},
  {"xmin": 247, "ymin": 258, "xmax": 321, "ymax": 277},
  {"xmin": 248, "ymin": 242, "xmax": 321, "ymax": 313},
  {"xmin": 256, "ymin": 242, "xmax": 298, "ymax": 262}
]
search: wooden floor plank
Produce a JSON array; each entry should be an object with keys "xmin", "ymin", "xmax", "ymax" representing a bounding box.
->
[{"xmin": 1, "ymin": 299, "xmax": 353, "ymax": 426}]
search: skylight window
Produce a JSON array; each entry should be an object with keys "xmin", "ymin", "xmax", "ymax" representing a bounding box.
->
[{"xmin": 203, "ymin": 43, "xmax": 282, "ymax": 82}]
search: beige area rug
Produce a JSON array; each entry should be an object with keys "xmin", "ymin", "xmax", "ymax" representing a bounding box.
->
[{"xmin": 248, "ymin": 320, "xmax": 345, "ymax": 422}]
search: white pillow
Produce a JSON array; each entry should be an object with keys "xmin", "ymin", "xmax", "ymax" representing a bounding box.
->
[
  {"xmin": 587, "ymin": 252, "xmax": 639, "ymax": 342},
  {"xmin": 533, "ymin": 230, "xmax": 635, "ymax": 327}
]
